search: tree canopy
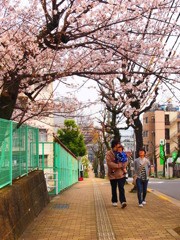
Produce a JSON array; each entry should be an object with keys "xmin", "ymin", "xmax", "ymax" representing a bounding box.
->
[
  {"xmin": 56, "ymin": 119, "xmax": 87, "ymax": 157},
  {"xmin": 0, "ymin": 0, "xmax": 179, "ymax": 155}
]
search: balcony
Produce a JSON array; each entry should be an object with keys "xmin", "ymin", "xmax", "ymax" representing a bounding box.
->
[
  {"xmin": 170, "ymin": 114, "xmax": 180, "ymax": 126},
  {"xmin": 170, "ymin": 131, "xmax": 180, "ymax": 141}
]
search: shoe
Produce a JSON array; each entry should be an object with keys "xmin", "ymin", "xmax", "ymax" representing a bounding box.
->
[
  {"xmin": 112, "ymin": 202, "xmax": 118, "ymax": 207},
  {"xmin": 139, "ymin": 204, "xmax": 143, "ymax": 207},
  {"xmin": 142, "ymin": 201, "xmax": 146, "ymax": 205},
  {"xmin": 121, "ymin": 202, "xmax": 127, "ymax": 208}
]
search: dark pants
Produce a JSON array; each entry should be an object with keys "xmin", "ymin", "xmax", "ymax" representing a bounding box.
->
[
  {"xmin": 136, "ymin": 178, "xmax": 148, "ymax": 204},
  {"xmin": 110, "ymin": 178, "xmax": 126, "ymax": 204}
]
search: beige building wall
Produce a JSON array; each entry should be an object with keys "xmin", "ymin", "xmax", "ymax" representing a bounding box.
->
[
  {"xmin": 154, "ymin": 111, "xmax": 165, "ymax": 172},
  {"xmin": 169, "ymin": 112, "xmax": 178, "ymax": 153},
  {"xmin": 30, "ymin": 83, "xmax": 54, "ymax": 168},
  {"xmin": 143, "ymin": 108, "xmax": 180, "ymax": 175},
  {"xmin": 143, "ymin": 112, "xmax": 155, "ymax": 160}
]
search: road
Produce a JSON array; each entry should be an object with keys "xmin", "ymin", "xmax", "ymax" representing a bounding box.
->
[{"xmin": 127, "ymin": 178, "xmax": 180, "ymax": 201}]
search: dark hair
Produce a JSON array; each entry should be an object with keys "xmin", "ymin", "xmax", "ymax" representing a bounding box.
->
[
  {"xmin": 118, "ymin": 145, "xmax": 124, "ymax": 150},
  {"xmin": 139, "ymin": 148, "xmax": 146, "ymax": 154},
  {"xmin": 111, "ymin": 139, "xmax": 120, "ymax": 149}
]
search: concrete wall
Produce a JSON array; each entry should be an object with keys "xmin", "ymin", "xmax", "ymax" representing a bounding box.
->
[{"xmin": 0, "ymin": 170, "xmax": 49, "ymax": 240}]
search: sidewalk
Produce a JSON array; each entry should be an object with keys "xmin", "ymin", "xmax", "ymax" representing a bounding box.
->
[{"xmin": 19, "ymin": 169, "xmax": 180, "ymax": 240}]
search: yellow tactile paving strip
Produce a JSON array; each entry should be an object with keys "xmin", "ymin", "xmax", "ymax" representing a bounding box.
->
[{"xmin": 93, "ymin": 179, "xmax": 116, "ymax": 240}]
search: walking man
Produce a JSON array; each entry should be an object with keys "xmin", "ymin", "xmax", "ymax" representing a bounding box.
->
[{"xmin": 106, "ymin": 139, "xmax": 128, "ymax": 208}]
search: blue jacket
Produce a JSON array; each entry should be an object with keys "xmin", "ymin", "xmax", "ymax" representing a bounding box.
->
[{"xmin": 115, "ymin": 151, "xmax": 127, "ymax": 163}]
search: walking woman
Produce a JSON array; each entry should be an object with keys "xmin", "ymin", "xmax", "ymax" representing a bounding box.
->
[{"xmin": 134, "ymin": 148, "xmax": 150, "ymax": 207}]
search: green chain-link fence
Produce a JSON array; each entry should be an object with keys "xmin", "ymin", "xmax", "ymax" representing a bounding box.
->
[
  {"xmin": 39, "ymin": 141, "xmax": 80, "ymax": 195},
  {"xmin": 0, "ymin": 118, "xmax": 80, "ymax": 194},
  {"xmin": 0, "ymin": 118, "xmax": 39, "ymax": 188}
]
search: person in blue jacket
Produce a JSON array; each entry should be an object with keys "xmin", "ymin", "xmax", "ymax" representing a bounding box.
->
[{"xmin": 111, "ymin": 145, "xmax": 127, "ymax": 175}]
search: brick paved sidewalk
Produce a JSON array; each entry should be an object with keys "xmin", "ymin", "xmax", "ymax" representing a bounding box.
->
[{"xmin": 19, "ymin": 170, "xmax": 180, "ymax": 240}]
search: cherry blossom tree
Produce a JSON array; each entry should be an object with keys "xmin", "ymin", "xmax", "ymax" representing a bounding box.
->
[
  {"xmin": 0, "ymin": 0, "xmax": 179, "ymax": 133},
  {"xmin": 80, "ymin": 0, "xmax": 180, "ymax": 154},
  {"xmin": 95, "ymin": 76, "xmax": 158, "ymax": 155}
]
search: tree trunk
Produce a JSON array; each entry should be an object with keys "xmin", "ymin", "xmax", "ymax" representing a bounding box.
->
[
  {"xmin": 134, "ymin": 117, "xmax": 143, "ymax": 158},
  {"xmin": 163, "ymin": 160, "xmax": 166, "ymax": 177},
  {"xmin": 113, "ymin": 127, "xmax": 120, "ymax": 141},
  {"xmin": 111, "ymin": 111, "xmax": 121, "ymax": 141},
  {"xmin": 172, "ymin": 161, "xmax": 176, "ymax": 178},
  {"xmin": 0, "ymin": 78, "xmax": 20, "ymax": 120},
  {"xmin": 154, "ymin": 156, "xmax": 158, "ymax": 178},
  {"xmin": 100, "ymin": 159, "xmax": 105, "ymax": 178}
]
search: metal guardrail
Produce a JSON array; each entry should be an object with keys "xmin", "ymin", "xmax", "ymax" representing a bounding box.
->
[{"xmin": 44, "ymin": 172, "xmax": 58, "ymax": 195}]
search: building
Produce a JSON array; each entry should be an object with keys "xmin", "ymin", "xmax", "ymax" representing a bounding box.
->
[
  {"xmin": 143, "ymin": 103, "xmax": 180, "ymax": 173},
  {"xmin": 121, "ymin": 138, "xmax": 134, "ymax": 152},
  {"xmin": 53, "ymin": 96, "xmax": 78, "ymax": 134},
  {"xmin": 25, "ymin": 83, "xmax": 54, "ymax": 168}
]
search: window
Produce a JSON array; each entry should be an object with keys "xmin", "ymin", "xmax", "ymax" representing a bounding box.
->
[
  {"xmin": 144, "ymin": 131, "xmax": 149, "ymax": 137},
  {"xmin": 145, "ymin": 117, "xmax": 148, "ymax": 123},
  {"xmin": 166, "ymin": 143, "xmax": 170, "ymax": 154},
  {"xmin": 151, "ymin": 116, "xmax": 155, "ymax": 123},
  {"xmin": 143, "ymin": 131, "xmax": 149, "ymax": 137},
  {"xmin": 39, "ymin": 129, "xmax": 47, "ymax": 142},
  {"xmin": 165, "ymin": 129, "xmax": 170, "ymax": 140},
  {"xmin": 39, "ymin": 155, "xmax": 48, "ymax": 167},
  {"xmin": 146, "ymin": 145, "xmax": 149, "ymax": 152},
  {"xmin": 165, "ymin": 114, "xmax": 170, "ymax": 125}
]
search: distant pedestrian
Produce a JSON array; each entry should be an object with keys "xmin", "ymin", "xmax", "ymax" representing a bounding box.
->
[
  {"xmin": 106, "ymin": 139, "xmax": 128, "ymax": 208},
  {"xmin": 133, "ymin": 148, "xmax": 150, "ymax": 207}
]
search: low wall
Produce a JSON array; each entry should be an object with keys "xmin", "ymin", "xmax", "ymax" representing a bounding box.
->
[{"xmin": 0, "ymin": 170, "xmax": 49, "ymax": 240}]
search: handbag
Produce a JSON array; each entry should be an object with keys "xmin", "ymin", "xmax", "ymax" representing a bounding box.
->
[
  {"xmin": 132, "ymin": 160, "xmax": 147, "ymax": 186},
  {"xmin": 132, "ymin": 174, "xmax": 137, "ymax": 185}
]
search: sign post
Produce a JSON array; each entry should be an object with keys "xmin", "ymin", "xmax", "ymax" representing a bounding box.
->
[
  {"xmin": 172, "ymin": 152, "xmax": 177, "ymax": 162},
  {"xmin": 160, "ymin": 139, "xmax": 165, "ymax": 165}
]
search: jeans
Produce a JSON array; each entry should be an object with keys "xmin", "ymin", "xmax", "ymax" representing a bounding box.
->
[
  {"xmin": 110, "ymin": 178, "xmax": 126, "ymax": 204},
  {"xmin": 136, "ymin": 178, "xmax": 148, "ymax": 204}
]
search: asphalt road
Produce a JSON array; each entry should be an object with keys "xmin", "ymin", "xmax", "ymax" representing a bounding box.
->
[{"xmin": 127, "ymin": 178, "xmax": 180, "ymax": 201}]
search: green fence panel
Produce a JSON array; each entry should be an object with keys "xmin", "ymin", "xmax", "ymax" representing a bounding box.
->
[
  {"xmin": 0, "ymin": 118, "xmax": 39, "ymax": 189},
  {"xmin": 40, "ymin": 142, "xmax": 79, "ymax": 195},
  {"xmin": 12, "ymin": 122, "xmax": 26, "ymax": 179},
  {"xmin": 0, "ymin": 119, "xmax": 11, "ymax": 187},
  {"xmin": 28, "ymin": 127, "xmax": 39, "ymax": 171},
  {"xmin": 0, "ymin": 117, "xmax": 78, "ymax": 193},
  {"xmin": 56, "ymin": 142, "xmax": 78, "ymax": 192},
  {"xmin": 39, "ymin": 142, "xmax": 57, "ymax": 195}
]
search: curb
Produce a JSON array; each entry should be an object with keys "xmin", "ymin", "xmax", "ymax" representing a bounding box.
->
[
  {"xmin": 128, "ymin": 182, "xmax": 180, "ymax": 208},
  {"xmin": 148, "ymin": 188, "xmax": 180, "ymax": 208}
]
